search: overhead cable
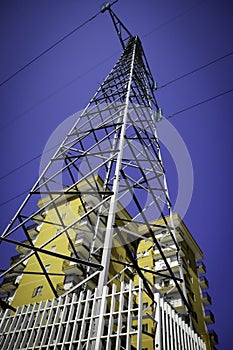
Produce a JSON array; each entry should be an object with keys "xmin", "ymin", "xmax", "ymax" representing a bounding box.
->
[
  {"xmin": 159, "ymin": 50, "xmax": 233, "ymax": 89},
  {"xmin": 0, "ymin": 49, "xmax": 120, "ymax": 131},
  {"xmin": 0, "ymin": 86, "xmax": 233, "ymax": 208},
  {"xmin": 0, "ymin": 189, "xmax": 31, "ymax": 208},
  {"xmin": 167, "ymin": 87, "xmax": 233, "ymax": 119},
  {"xmin": 143, "ymin": 0, "xmax": 206, "ymax": 38},
  {"xmin": 0, "ymin": 140, "xmax": 63, "ymax": 181},
  {"xmin": 2, "ymin": 47, "xmax": 232, "ymax": 131},
  {"xmin": 0, "ymin": 0, "xmax": 119, "ymax": 88}
]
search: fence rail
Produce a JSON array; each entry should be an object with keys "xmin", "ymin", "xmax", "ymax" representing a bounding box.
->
[{"xmin": 0, "ymin": 279, "xmax": 206, "ymax": 350}]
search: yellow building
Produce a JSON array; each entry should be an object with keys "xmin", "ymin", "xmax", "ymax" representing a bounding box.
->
[
  {"xmin": 0, "ymin": 191, "xmax": 217, "ymax": 349},
  {"xmin": 1, "ymin": 176, "xmax": 135, "ymax": 310},
  {"xmin": 133, "ymin": 213, "xmax": 218, "ymax": 350}
]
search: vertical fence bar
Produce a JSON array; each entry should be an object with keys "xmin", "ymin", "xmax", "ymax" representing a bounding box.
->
[
  {"xmin": 69, "ymin": 291, "xmax": 84, "ymax": 349},
  {"xmin": 0, "ymin": 280, "xmax": 207, "ymax": 350},
  {"xmin": 94, "ymin": 285, "xmax": 108, "ymax": 350},
  {"xmin": 126, "ymin": 280, "xmax": 133, "ymax": 350},
  {"xmin": 106, "ymin": 283, "xmax": 117, "ymax": 350},
  {"xmin": 154, "ymin": 293, "xmax": 161, "ymax": 350},
  {"xmin": 137, "ymin": 278, "xmax": 143, "ymax": 349}
]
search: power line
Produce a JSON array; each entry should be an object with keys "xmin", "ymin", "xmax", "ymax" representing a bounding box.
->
[
  {"xmin": 159, "ymin": 50, "xmax": 233, "ymax": 89},
  {"xmin": 1, "ymin": 0, "xmax": 228, "ymax": 132},
  {"xmin": 0, "ymin": 50, "xmax": 120, "ymax": 131},
  {"xmin": 167, "ymin": 87, "xmax": 233, "ymax": 119},
  {"xmin": 0, "ymin": 189, "xmax": 31, "ymax": 208},
  {"xmin": 2, "ymin": 47, "xmax": 232, "ymax": 131},
  {"xmin": 0, "ymin": 154, "xmax": 43, "ymax": 182},
  {"xmin": 1, "ymin": 86, "xmax": 233, "ymax": 208},
  {"xmin": 0, "ymin": 0, "xmax": 203, "ymax": 89},
  {"xmin": 0, "ymin": 0, "xmax": 119, "ymax": 88},
  {"xmin": 2, "ymin": 41, "xmax": 232, "ymax": 132},
  {"xmin": 0, "ymin": 140, "xmax": 62, "ymax": 181},
  {"xmin": 143, "ymin": 0, "xmax": 207, "ymax": 38}
]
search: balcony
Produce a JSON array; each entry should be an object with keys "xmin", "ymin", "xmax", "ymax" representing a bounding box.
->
[
  {"xmin": 154, "ymin": 244, "xmax": 177, "ymax": 258},
  {"xmin": 27, "ymin": 224, "xmax": 39, "ymax": 239},
  {"xmin": 56, "ymin": 282, "xmax": 66, "ymax": 296},
  {"xmin": 57, "ymin": 275, "xmax": 82, "ymax": 294},
  {"xmin": 75, "ymin": 220, "xmax": 103, "ymax": 246},
  {"xmin": 10, "ymin": 254, "xmax": 26, "ymax": 272},
  {"xmin": 62, "ymin": 260, "xmax": 83, "ymax": 275},
  {"xmin": 69, "ymin": 237, "xmax": 89, "ymax": 259},
  {"xmin": 155, "ymin": 258, "xmax": 180, "ymax": 275},
  {"xmin": 170, "ymin": 260, "xmax": 180, "ymax": 271},
  {"xmin": 56, "ymin": 279, "xmax": 80, "ymax": 296},
  {"xmin": 209, "ymin": 330, "xmax": 218, "ymax": 345},
  {"xmin": 197, "ymin": 260, "xmax": 206, "ymax": 275},
  {"xmin": 0, "ymin": 276, "xmax": 17, "ymax": 293},
  {"xmin": 16, "ymin": 237, "xmax": 37, "ymax": 254},
  {"xmin": 14, "ymin": 273, "xmax": 23, "ymax": 286},
  {"xmin": 41, "ymin": 209, "xmax": 48, "ymax": 218},
  {"xmin": 16, "ymin": 240, "xmax": 31, "ymax": 254},
  {"xmin": 204, "ymin": 309, "xmax": 215, "ymax": 324},
  {"xmin": 169, "ymin": 298, "xmax": 186, "ymax": 312},
  {"xmin": 199, "ymin": 275, "xmax": 209, "ymax": 289},
  {"xmin": 155, "ymin": 278, "xmax": 178, "ymax": 292},
  {"xmin": 202, "ymin": 291, "xmax": 212, "ymax": 306}
]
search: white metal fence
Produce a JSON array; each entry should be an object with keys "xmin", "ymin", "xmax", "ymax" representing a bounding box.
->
[{"xmin": 0, "ymin": 279, "xmax": 206, "ymax": 350}]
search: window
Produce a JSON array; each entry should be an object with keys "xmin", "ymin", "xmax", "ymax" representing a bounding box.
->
[
  {"xmin": 142, "ymin": 323, "xmax": 148, "ymax": 333},
  {"xmin": 45, "ymin": 264, "xmax": 50, "ymax": 272},
  {"xmin": 164, "ymin": 279, "xmax": 170, "ymax": 287},
  {"xmin": 142, "ymin": 250, "xmax": 149, "ymax": 257},
  {"xmin": 50, "ymin": 245, "xmax": 56, "ymax": 252},
  {"xmin": 56, "ymin": 228, "xmax": 63, "ymax": 236},
  {"xmin": 159, "ymin": 278, "xmax": 170, "ymax": 288},
  {"xmin": 190, "ymin": 291, "xmax": 196, "ymax": 301},
  {"xmin": 143, "ymin": 302, "xmax": 149, "ymax": 310},
  {"xmin": 61, "ymin": 213, "xmax": 66, "ymax": 220},
  {"xmin": 32, "ymin": 286, "xmax": 43, "ymax": 297},
  {"xmin": 78, "ymin": 205, "xmax": 84, "ymax": 215}
]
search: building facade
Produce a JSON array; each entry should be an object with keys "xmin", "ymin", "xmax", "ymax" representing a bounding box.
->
[
  {"xmin": 134, "ymin": 213, "xmax": 218, "ymax": 350},
  {"xmin": 0, "ymin": 196, "xmax": 218, "ymax": 349}
]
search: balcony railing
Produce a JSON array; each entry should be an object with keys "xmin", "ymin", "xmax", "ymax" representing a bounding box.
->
[
  {"xmin": 62, "ymin": 260, "xmax": 83, "ymax": 275},
  {"xmin": 209, "ymin": 329, "xmax": 218, "ymax": 345},
  {"xmin": 154, "ymin": 244, "xmax": 177, "ymax": 258},
  {"xmin": 197, "ymin": 260, "xmax": 206, "ymax": 274},
  {"xmin": 199, "ymin": 275, "xmax": 209, "ymax": 289},
  {"xmin": 16, "ymin": 240, "xmax": 32, "ymax": 254},
  {"xmin": 9, "ymin": 254, "xmax": 25, "ymax": 272},
  {"xmin": 168, "ymin": 298, "xmax": 186, "ymax": 311},
  {"xmin": 202, "ymin": 291, "xmax": 212, "ymax": 306},
  {"xmin": 27, "ymin": 224, "xmax": 39, "ymax": 239},
  {"xmin": 0, "ymin": 276, "xmax": 17, "ymax": 293},
  {"xmin": 204, "ymin": 309, "xmax": 215, "ymax": 324}
]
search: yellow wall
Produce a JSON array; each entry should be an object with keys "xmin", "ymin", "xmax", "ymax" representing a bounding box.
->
[
  {"xmin": 11, "ymin": 198, "xmax": 80, "ymax": 308},
  {"xmin": 11, "ymin": 194, "xmax": 134, "ymax": 308}
]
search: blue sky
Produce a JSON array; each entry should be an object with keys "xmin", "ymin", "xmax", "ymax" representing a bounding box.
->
[{"xmin": 0, "ymin": 0, "xmax": 233, "ymax": 348}]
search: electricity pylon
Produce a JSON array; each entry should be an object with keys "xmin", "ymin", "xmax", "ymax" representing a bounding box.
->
[{"xmin": 0, "ymin": 6, "xmax": 191, "ymax": 314}]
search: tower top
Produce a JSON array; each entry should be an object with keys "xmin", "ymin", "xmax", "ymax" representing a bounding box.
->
[{"xmin": 101, "ymin": 3, "xmax": 133, "ymax": 49}]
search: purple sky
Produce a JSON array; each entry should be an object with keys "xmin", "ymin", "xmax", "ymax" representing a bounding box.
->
[{"xmin": 1, "ymin": 0, "xmax": 233, "ymax": 348}]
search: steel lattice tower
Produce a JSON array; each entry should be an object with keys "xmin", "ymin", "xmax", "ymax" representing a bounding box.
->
[{"xmin": 0, "ymin": 6, "xmax": 191, "ymax": 315}]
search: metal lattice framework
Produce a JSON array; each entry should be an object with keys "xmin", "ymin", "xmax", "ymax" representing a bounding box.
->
[{"xmin": 0, "ymin": 8, "xmax": 191, "ymax": 315}]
